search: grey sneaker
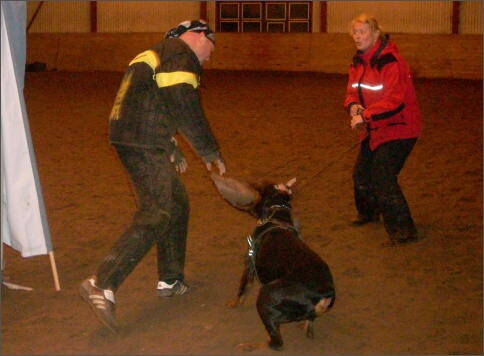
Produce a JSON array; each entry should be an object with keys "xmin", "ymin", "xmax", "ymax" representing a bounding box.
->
[
  {"xmin": 79, "ymin": 276, "xmax": 120, "ymax": 332},
  {"xmin": 157, "ymin": 280, "xmax": 190, "ymax": 298}
]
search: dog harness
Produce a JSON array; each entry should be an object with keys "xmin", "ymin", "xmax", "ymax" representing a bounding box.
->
[{"xmin": 246, "ymin": 206, "xmax": 301, "ymax": 284}]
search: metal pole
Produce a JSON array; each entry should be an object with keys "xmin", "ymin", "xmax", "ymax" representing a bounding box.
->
[{"xmin": 27, "ymin": 1, "xmax": 44, "ymax": 33}]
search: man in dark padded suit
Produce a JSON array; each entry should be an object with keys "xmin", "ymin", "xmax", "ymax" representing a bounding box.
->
[{"xmin": 79, "ymin": 20, "xmax": 225, "ymax": 332}]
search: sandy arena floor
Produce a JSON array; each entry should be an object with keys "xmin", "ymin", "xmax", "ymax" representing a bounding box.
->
[{"xmin": 1, "ymin": 70, "xmax": 482, "ymax": 355}]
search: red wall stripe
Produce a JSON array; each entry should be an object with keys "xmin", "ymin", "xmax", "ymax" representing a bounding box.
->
[
  {"xmin": 320, "ymin": 1, "xmax": 327, "ymax": 33},
  {"xmin": 452, "ymin": 1, "xmax": 460, "ymax": 34},
  {"xmin": 90, "ymin": 1, "xmax": 97, "ymax": 33},
  {"xmin": 200, "ymin": 1, "xmax": 208, "ymax": 21}
]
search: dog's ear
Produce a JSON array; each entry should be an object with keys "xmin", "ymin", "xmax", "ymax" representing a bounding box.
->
[
  {"xmin": 210, "ymin": 173, "xmax": 260, "ymax": 209},
  {"xmin": 286, "ymin": 177, "xmax": 297, "ymax": 188},
  {"xmin": 275, "ymin": 177, "xmax": 297, "ymax": 195}
]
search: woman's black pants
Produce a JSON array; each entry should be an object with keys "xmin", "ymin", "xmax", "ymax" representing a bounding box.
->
[{"xmin": 353, "ymin": 137, "xmax": 418, "ymax": 238}]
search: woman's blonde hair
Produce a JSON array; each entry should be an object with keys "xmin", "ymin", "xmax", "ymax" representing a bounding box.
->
[{"xmin": 350, "ymin": 13, "xmax": 386, "ymax": 41}]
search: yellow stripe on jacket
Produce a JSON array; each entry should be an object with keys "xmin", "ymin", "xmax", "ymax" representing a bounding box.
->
[
  {"xmin": 129, "ymin": 50, "xmax": 160, "ymax": 73},
  {"xmin": 129, "ymin": 50, "xmax": 199, "ymax": 89},
  {"xmin": 155, "ymin": 71, "xmax": 199, "ymax": 89}
]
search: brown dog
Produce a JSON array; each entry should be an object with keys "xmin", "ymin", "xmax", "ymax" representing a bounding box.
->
[{"xmin": 211, "ymin": 173, "xmax": 336, "ymax": 351}]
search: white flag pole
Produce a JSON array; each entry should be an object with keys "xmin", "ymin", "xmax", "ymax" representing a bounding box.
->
[{"xmin": 49, "ymin": 251, "xmax": 61, "ymax": 291}]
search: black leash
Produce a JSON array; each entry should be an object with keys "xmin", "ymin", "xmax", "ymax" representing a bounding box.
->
[{"xmin": 296, "ymin": 138, "xmax": 363, "ymax": 193}]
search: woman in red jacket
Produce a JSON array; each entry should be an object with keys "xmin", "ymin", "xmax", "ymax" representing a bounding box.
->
[{"xmin": 344, "ymin": 14, "xmax": 421, "ymax": 247}]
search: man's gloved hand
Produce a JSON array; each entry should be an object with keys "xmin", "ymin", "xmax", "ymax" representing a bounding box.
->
[
  {"xmin": 170, "ymin": 147, "xmax": 188, "ymax": 173},
  {"xmin": 168, "ymin": 137, "xmax": 188, "ymax": 173},
  {"xmin": 206, "ymin": 159, "xmax": 226, "ymax": 176},
  {"xmin": 203, "ymin": 151, "xmax": 226, "ymax": 176}
]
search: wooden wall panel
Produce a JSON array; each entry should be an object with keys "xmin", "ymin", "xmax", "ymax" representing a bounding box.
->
[
  {"xmin": 459, "ymin": 2, "xmax": 483, "ymax": 35},
  {"xmin": 96, "ymin": 1, "xmax": 200, "ymax": 33},
  {"xmin": 26, "ymin": 32, "xmax": 482, "ymax": 79},
  {"xmin": 27, "ymin": 1, "xmax": 90, "ymax": 33},
  {"xmin": 327, "ymin": 1, "xmax": 453, "ymax": 34},
  {"xmin": 26, "ymin": 2, "xmax": 482, "ymax": 35}
]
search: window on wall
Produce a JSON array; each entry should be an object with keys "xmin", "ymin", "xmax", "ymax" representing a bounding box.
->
[{"xmin": 216, "ymin": 2, "xmax": 312, "ymax": 33}]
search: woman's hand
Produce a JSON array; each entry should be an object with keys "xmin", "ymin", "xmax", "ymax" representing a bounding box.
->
[
  {"xmin": 350, "ymin": 104, "xmax": 365, "ymax": 116},
  {"xmin": 351, "ymin": 114, "xmax": 365, "ymax": 130}
]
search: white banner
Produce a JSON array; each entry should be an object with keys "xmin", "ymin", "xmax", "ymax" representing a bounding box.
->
[{"xmin": 1, "ymin": 3, "xmax": 50, "ymax": 258}]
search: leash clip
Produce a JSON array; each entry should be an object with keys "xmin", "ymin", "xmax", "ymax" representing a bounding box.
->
[{"xmin": 247, "ymin": 235, "xmax": 254, "ymax": 257}]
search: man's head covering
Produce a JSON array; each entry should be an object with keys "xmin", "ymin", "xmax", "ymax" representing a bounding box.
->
[{"xmin": 165, "ymin": 19, "xmax": 215, "ymax": 44}]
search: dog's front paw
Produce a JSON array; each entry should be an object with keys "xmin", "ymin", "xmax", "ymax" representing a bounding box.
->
[
  {"xmin": 302, "ymin": 320, "xmax": 314, "ymax": 339},
  {"xmin": 268, "ymin": 339, "xmax": 284, "ymax": 351},
  {"xmin": 226, "ymin": 299, "xmax": 241, "ymax": 308},
  {"xmin": 226, "ymin": 295, "xmax": 246, "ymax": 308}
]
